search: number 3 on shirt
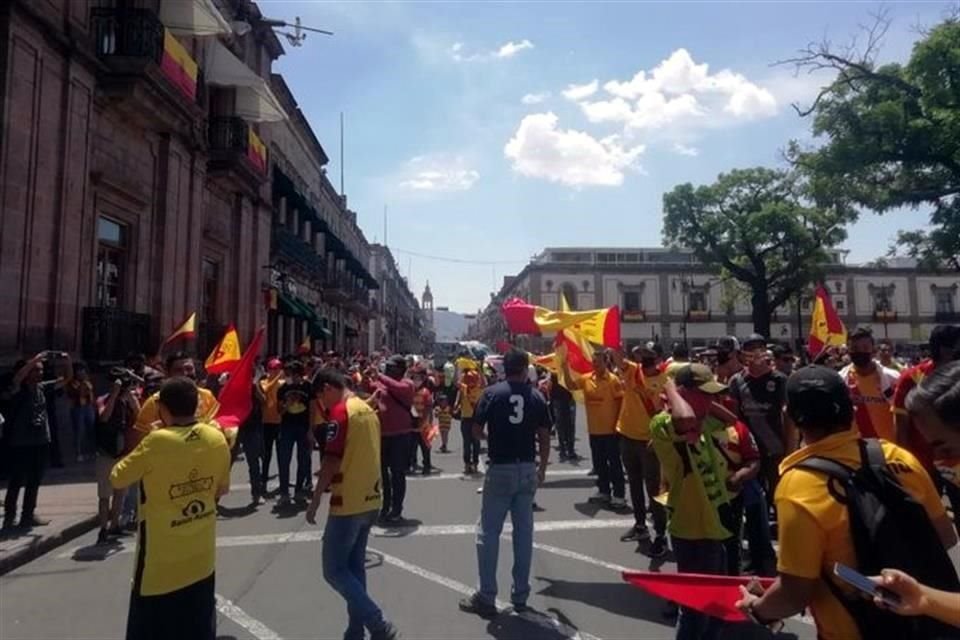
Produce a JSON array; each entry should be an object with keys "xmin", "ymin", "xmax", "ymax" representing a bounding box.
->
[{"xmin": 509, "ymin": 394, "xmax": 525, "ymax": 425}]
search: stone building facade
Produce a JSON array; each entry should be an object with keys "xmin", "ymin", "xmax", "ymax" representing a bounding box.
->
[
  {"xmin": 470, "ymin": 247, "xmax": 960, "ymax": 353},
  {"xmin": 0, "ymin": 0, "xmax": 377, "ymax": 364}
]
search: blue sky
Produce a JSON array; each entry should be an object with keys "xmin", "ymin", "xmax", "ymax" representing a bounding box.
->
[{"xmin": 266, "ymin": 0, "xmax": 950, "ymax": 313}]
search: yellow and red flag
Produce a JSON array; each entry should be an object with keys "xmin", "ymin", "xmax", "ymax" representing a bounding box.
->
[
  {"xmin": 501, "ymin": 297, "xmax": 620, "ymax": 348},
  {"xmin": 247, "ymin": 128, "xmax": 267, "ymax": 174},
  {"xmin": 162, "ymin": 311, "xmax": 196, "ymax": 346},
  {"xmin": 298, "ymin": 334, "xmax": 312, "ymax": 355},
  {"xmin": 159, "ymin": 29, "xmax": 198, "ymax": 101},
  {"xmin": 216, "ymin": 326, "xmax": 266, "ymax": 429},
  {"xmin": 204, "ymin": 324, "xmax": 242, "ymax": 374},
  {"xmin": 808, "ymin": 285, "xmax": 847, "ymax": 358}
]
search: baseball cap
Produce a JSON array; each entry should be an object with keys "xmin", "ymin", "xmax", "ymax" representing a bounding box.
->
[
  {"xmin": 715, "ymin": 336, "xmax": 741, "ymax": 352},
  {"xmin": 635, "ymin": 341, "xmax": 662, "ymax": 357},
  {"xmin": 786, "ymin": 365, "xmax": 853, "ymax": 426},
  {"xmin": 267, "ymin": 358, "xmax": 282, "ymax": 370},
  {"xmin": 674, "ymin": 363, "xmax": 727, "ymax": 395},
  {"xmin": 741, "ymin": 333, "xmax": 767, "ymax": 350}
]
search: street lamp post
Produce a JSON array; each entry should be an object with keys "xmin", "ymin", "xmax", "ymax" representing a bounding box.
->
[{"xmin": 673, "ymin": 275, "xmax": 691, "ymax": 350}]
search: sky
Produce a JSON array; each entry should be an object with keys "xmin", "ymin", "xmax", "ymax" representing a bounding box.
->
[{"xmin": 264, "ymin": 0, "xmax": 951, "ymax": 314}]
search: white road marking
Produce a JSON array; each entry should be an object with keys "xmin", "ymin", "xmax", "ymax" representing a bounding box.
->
[
  {"xmin": 370, "ymin": 547, "xmax": 602, "ymax": 640},
  {"xmin": 215, "ymin": 593, "xmax": 284, "ymax": 640},
  {"xmin": 59, "ymin": 517, "xmax": 635, "ymax": 558},
  {"xmin": 229, "ymin": 467, "xmax": 591, "ymax": 493}
]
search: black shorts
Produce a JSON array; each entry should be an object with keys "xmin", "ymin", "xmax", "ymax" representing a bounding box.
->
[{"xmin": 126, "ymin": 572, "xmax": 216, "ymax": 640}]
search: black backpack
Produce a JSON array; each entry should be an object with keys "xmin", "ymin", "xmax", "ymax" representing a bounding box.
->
[{"xmin": 793, "ymin": 438, "xmax": 960, "ymax": 640}]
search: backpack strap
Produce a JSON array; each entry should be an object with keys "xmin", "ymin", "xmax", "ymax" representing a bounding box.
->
[
  {"xmin": 793, "ymin": 456, "xmax": 856, "ymax": 481},
  {"xmin": 860, "ymin": 438, "xmax": 887, "ymax": 472}
]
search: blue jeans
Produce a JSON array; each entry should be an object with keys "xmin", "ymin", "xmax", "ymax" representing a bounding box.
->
[
  {"xmin": 322, "ymin": 509, "xmax": 386, "ymax": 639},
  {"xmin": 71, "ymin": 405, "xmax": 95, "ymax": 458},
  {"xmin": 673, "ymin": 538, "xmax": 726, "ymax": 640},
  {"xmin": 476, "ymin": 462, "xmax": 538, "ymax": 606}
]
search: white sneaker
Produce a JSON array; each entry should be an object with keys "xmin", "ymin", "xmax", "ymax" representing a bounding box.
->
[
  {"xmin": 610, "ymin": 496, "xmax": 627, "ymax": 509},
  {"xmin": 588, "ymin": 491, "xmax": 610, "ymax": 504}
]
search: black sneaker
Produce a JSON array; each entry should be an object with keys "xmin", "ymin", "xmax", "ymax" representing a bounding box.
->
[
  {"xmin": 620, "ymin": 526, "xmax": 648, "ymax": 542},
  {"xmin": 276, "ymin": 494, "xmax": 291, "ymax": 507},
  {"xmin": 96, "ymin": 528, "xmax": 110, "ymax": 545},
  {"xmin": 587, "ymin": 468, "xmax": 597, "ymax": 476},
  {"xmin": 649, "ymin": 536, "xmax": 669, "ymax": 558},
  {"xmin": 370, "ymin": 621, "xmax": 402, "ymax": 640},
  {"xmin": 458, "ymin": 593, "xmax": 497, "ymax": 617},
  {"xmin": 512, "ymin": 602, "xmax": 531, "ymax": 614}
]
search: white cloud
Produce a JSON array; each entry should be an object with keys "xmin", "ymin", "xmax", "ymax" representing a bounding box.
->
[
  {"xmin": 673, "ymin": 143, "xmax": 700, "ymax": 157},
  {"xmin": 562, "ymin": 79, "xmax": 599, "ymax": 101},
  {"xmin": 451, "ymin": 39, "xmax": 535, "ymax": 62},
  {"xmin": 521, "ymin": 92, "xmax": 550, "ymax": 105},
  {"xmin": 398, "ymin": 154, "xmax": 479, "ymax": 193},
  {"xmin": 572, "ymin": 48, "xmax": 778, "ymax": 129},
  {"xmin": 504, "ymin": 112, "xmax": 645, "ymax": 187},
  {"xmin": 496, "ymin": 39, "xmax": 534, "ymax": 58}
]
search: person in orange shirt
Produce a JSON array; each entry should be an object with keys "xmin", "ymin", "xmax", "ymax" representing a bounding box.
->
[
  {"xmin": 839, "ymin": 327, "xmax": 901, "ymax": 441},
  {"xmin": 565, "ymin": 348, "xmax": 626, "ymax": 508},
  {"xmin": 258, "ymin": 358, "xmax": 284, "ymax": 488},
  {"xmin": 454, "ymin": 370, "xmax": 485, "ymax": 475}
]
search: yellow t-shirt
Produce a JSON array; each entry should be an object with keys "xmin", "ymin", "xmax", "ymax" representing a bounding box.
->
[
  {"xmin": 325, "ymin": 396, "xmax": 382, "ymax": 516},
  {"xmin": 459, "ymin": 384, "xmax": 484, "ymax": 419},
  {"xmin": 775, "ymin": 429, "xmax": 946, "ymax": 640},
  {"xmin": 617, "ymin": 361, "xmax": 666, "ymax": 441},
  {"xmin": 110, "ymin": 422, "xmax": 230, "ymax": 596},
  {"xmin": 132, "ymin": 387, "xmax": 221, "ymax": 449},
  {"xmin": 583, "ymin": 371, "xmax": 624, "ymax": 435},
  {"xmin": 840, "ymin": 364, "xmax": 899, "ymax": 442},
  {"xmin": 259, "ymin": 375, "xmax": 283, "ymax": 424}
]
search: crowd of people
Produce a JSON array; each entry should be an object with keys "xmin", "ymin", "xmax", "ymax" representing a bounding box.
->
[{"xmin": 1, "ymin": 324, "xmax": 959, "ymax": 640}]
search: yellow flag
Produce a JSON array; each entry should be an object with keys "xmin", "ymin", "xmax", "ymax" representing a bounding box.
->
[
  {"xmin": 163, "ymin": 311, "xmax": 196, "ymax": 345},
  {"xmin": 204, "ymin": 325, "xmax": 241, "ymax": 374}
]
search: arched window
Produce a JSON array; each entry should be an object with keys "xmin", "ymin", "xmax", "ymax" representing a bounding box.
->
[{"xmin": 560, "ymin": 283, "xmax": 578, "ymax": 310}]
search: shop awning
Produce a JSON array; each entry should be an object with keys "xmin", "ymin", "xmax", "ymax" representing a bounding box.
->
[
  {"xmin": 310, "ymin": 320, "xmax": 333, "ymax": 339},
  {"xmin": 159, "ymin": 0, "xmax": 232, "ymax": 37},
  {"xmin": 204, "ymin": 40, "xmax": 287, "ymax": 122},
  {"xmin": 276, "ymin": 291, "xmax": 303, "ymax": 318},
  {"xmin": 291, "ymin": 297, "xmax": 319, "ymax": 322}
]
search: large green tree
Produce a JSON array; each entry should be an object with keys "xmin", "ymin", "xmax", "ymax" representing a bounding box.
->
[
  {"xmin": 786, "ymin": 12, "xmax": 960, "ymax": 269},
  {"xmin": 662, "ymin": 167, "xmax": 852, "ymax": 337}
]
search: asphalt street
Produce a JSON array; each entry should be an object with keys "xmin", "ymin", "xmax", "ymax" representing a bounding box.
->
[{"xmin": 0, "ymin": 413, "xmax": 820, "ymax": 640}]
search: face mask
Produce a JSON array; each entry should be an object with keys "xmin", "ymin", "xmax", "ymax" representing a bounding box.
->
[{"xmin": 850, "ymin": 352, "xmax": 873, "ymax": 368}]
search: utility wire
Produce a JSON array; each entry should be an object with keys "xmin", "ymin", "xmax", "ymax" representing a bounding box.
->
[{"xmin": 388, "ymin": 247, "xmax": 530, "ymax": 266}]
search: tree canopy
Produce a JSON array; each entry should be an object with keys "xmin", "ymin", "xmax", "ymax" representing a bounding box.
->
[
  {"xmin": 786, "ymin": 13, "xmax": 960, "ymax": 270},
  {"xmin": 662, "ymin": 167, "xmax": 851, "ymax": 338}
]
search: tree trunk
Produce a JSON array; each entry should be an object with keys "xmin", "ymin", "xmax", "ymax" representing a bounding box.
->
[{"xmin": 751, "ymin": 287, "xmax": 772, "ymax": 338}]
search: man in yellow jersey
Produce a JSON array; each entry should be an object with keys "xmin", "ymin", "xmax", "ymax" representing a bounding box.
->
[
  {"xmin": 306, "ymin": 369, "xmax": 400, "ymax": 640},
  {"xmin": 454, "ymin": 370, "xmax": 485, "ymax": 475},
  {"xmin": 563, "ymin": 348, "xmax": 626, "ymax": 508},
  {"xmin": 735, "ymin": 366, "xmax": 957, "ymax": 639},
  {"xmin": 134, "ymin": 352, "xmax": 220, "ymax": 449},
  {"xmin": 612, "ymin": 343, "xmax": 668, "ymax": 555},
  {"xmin": 258, "ymin": 358, "xmax": 285, "ymax": 489},
  {"xmin": 840, "ymin": 327, "xmax": 901, "ymax": 441},
  {"xmin": 111, "ymin": 377, "xmax": 231, "ymax": 640}
]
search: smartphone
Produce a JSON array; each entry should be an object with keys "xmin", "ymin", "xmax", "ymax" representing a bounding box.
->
[{"xmin": 833, "ymin": 563, "xmax": 902, "ymax": 608}]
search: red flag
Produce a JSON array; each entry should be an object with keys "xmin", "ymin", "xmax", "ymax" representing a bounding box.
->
[
  {"xmin": 622, "ymin": 572, "xmax": 775, "ymax": 622},
  {"xmin": 495, "ymin": 340, "xmax": 512, "ymax": 354},
  {"xmin": 216, "ymin": 326, "xmax": 265, "ymax": 429},
  {"xmin": 500, "ymin": 298, "xmax": 620, "ymax": 348},
  {"xmin": 421, "ymin": 423, "xmax": 439, "ymax": 447}
]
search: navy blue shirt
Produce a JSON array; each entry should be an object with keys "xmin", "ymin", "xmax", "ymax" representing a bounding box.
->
[{"xmin": 474, "ymin": 381, "xmax": 550, "ymax": 464}]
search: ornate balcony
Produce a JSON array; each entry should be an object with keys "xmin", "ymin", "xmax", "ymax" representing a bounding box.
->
[
  {"xmin": 873, "ymin": 310, "xmax": 898, "ymax": 322},
  {"xmin": 622, "ymin": 310, "xmax": 646, "ymax": 322},
  {"xmin": 89, "ymin": 8, "xmax": 204, "ymax": 137},
  {"xmin": 686, "ymin": 310, "xmax": 712, "ymax": 321},
  {"xmin": 81, "ymin": 307, "xmax": 152, "ymax": 364},
  {"xmin": 272, "ymin": 225, "xmax": 326, "ymax": 284},
  {"xmin": 208, "ymin": 116, "xmax": 268, "ymax": 188}
]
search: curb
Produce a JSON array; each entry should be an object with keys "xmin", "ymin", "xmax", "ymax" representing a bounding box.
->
[{"xmin": 0, "ymin": 515, "xmax": 99, "ymax": 576}]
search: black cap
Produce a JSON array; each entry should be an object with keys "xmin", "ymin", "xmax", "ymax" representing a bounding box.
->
[
  {"xmin": 635, "ymin": 341, "xmax": 662, "ymax": 357},
  {"xmin": 386, "ymin": 355, "xmax": 408, "ymax": 370},
  {"xmin": 786, "ymin": 365, "xmax": 853, "ymax": 427},
  {"xmin": 930, "ymin": 325, "xmax": 960, "ymax": 353},
  {"xmin": 715, "ymin": 336, "xmax": 741, "ymax": 352},
  {"xmin": 742, "ymin": 333, "xmax": 767, "ymax": 350}
]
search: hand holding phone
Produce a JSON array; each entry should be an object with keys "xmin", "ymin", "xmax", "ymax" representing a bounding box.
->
[{"xmin": 833, "ymin": 563, "xmax": 902, "ymax": 608}]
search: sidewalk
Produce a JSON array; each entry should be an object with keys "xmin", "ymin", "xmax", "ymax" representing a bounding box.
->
[{"xmin": 0, "ymin": 461, "xmax": 98, "ymax": 574}]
